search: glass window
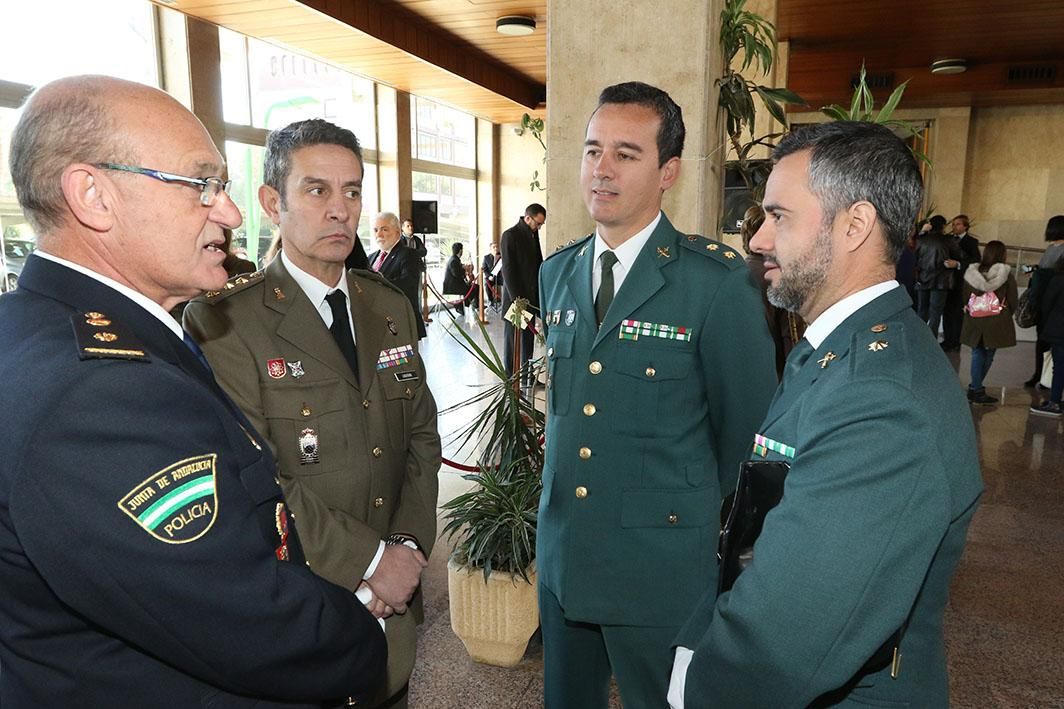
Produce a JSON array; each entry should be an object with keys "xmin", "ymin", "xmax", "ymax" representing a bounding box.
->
[
  {"xmin": 221, "ymin": 33, "xmax": 375, "ymax": 148},
  {"xmin": 0, "ymin": 0, "xmax": 157, "ymax": 88},
  {"xmin": 410, "ymin": 96, "xmax": 475, "ymax": 168},
  {"xmin": 413, "ymin": 171, "xmax": 475, "ymax": 288},
  {"xmin": 1, "ymin": 109, "xmax": 37, "ymax": 292}
]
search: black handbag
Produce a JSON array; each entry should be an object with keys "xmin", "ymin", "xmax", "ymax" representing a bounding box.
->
[{"xmin": 1014, "ymin": 287, "xmax": 1037, "ymax": 328}]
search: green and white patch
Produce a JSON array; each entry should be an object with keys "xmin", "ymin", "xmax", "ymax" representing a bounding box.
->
[{"xmin": 118, "ymin": 454, "xmax": 218, "ymax": 544}]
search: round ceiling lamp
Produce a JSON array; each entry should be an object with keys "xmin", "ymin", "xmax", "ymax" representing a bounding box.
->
[
  {"xmin": 496, "ymin": 15, "xmax": 536, "ymax": 36},
  {"xmin": 930, "ymin": 58, "xmax": 968, "ymax": 75}
]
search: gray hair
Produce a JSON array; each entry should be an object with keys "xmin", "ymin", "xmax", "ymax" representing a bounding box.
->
[
  {"xmin": 375, "ymin": 211, "xmax": 400, "ymax": 229},
  {"xmin": 773, "ymin": 121, "xmax": 923, "ymax": 264},
  {"xmin": 263, "ymin": 119, "xmax": 362, "ymax": 207},
  {"xmin": 9, "ymin": 84, "xmax": 133, "ymax": 234}
]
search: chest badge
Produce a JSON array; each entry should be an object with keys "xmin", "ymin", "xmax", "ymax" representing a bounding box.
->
[
  {"xmin": 266, "ymin": 358, "xmax": 287, "ymax": 379},
  {"xmin": 299, "ymin": 428, "xmax": 320, "ymax": 465},
  {"xmin": 817, "ymin": 352, "xmax": 837, "ymax": 369},
  {"xmin": 287, "ymin": 360, "xmax": 305, "ymax": 378},
  {"xmin": 565, "ymin": 309, "xmax": 576, "ymax": 326},
  {"xmin": 386, "ymin": 316, "xmax": 399, "ymax": 335}
]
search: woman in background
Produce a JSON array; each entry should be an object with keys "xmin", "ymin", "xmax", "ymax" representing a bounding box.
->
[{"xmin": 960, "ymin": 240, "xmax": 1018, "ymax": 405}]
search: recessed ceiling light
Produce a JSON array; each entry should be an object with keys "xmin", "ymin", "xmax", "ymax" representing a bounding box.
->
[
  {"xmin": 931, "ymin": 58, "xmax": 967, "ymax": 75},
  {"xmin": 496, "ymin": 16, "xmax": 536, "ymax": 36}
]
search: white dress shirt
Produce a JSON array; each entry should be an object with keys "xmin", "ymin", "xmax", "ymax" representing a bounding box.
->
[
  {"xmin": 667, "ymin": 279, "xmax": 903, "ymax": 709},
  {"xmin": 592, "ymin": 211, "xmax": 663, "ymax": 298}
]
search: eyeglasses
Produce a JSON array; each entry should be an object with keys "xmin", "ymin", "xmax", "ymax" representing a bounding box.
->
[{"xmin": 94, "ymin": 163, "xmax": 232, "ymax": 207}]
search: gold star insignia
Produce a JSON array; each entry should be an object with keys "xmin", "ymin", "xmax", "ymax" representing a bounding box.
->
[
  {"xmin": 93, "ymin": 332, "xmax": 118, "ymax": 342},
  {"xmin": 707, "ymin": 243, "xmax": 719, "ymax": 251},
  {"xmin": 223, "ymin": 282, "xmax": 235, "ymax": 290},
  {"xmin": 817, "ymin": 352, "xmax": 837, "ymax": 368},
  {"xmin": 85, "ymin": 311, "xmax": 106, "ymax": 320},
  {"xmin": 273, "ymin": 287, "xmax": 286, "ymax": 300},
  {"xmin": 235, "ymin": 276, "xmax": 249, "ymax": 285},
  {"xmin": 725, "ymin": 251, "xmax": 736, "ymax": 259},
  {"xmin": 205, "ymin": 290, "xmax": 221, "ymax": 298},
  {"xmin": 868, "ymin": 340, "xmax": 889, "ymax": 352},
  {"xmin": 657, "ymin": 246, "xmax": 671, "ymax": 258},
  {"xmin": 871, "ymin": 323, "xmax": 888, "ymax": 333}
]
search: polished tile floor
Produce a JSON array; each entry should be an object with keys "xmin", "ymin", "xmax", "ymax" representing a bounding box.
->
[{"xmin": 411, "ymin": 310, "xmax": 1064, "ymax": 708}]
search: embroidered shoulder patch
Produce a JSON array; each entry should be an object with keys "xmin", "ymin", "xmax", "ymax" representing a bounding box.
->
[{"xmin": 118, "ymin": 454, "xmax": 219, "ymax": 544}]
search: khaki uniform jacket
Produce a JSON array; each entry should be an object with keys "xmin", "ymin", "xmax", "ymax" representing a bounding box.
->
[{"xmin": 184, "ymin": 258, "xmax": 441, "ymax": 701}]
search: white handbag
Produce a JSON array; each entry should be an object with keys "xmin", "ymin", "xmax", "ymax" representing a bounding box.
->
[{"xmin": 1041, "ymin": 351, "xmax": 1055, "ymax": 389}]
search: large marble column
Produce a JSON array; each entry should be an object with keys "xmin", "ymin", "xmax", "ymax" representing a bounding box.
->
[{"xmin": 543, "ymin": 0, "xmax": 726, "ymax": 252}]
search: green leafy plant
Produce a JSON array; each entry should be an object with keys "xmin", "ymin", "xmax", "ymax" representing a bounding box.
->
[
  {"xmin": 821, "ymin": 63, "xmax": 930, "ymax": 165},
  {"xmin": 520, "ymin": 113, "xmax": 546, "ymax": 192},
  {"xmin": 718, "ymin": 0, "xmax": 805, "ymax": 190},
  {"xmin": 438, "ymin": 306, "xmax": 544, "ymax": 582}
]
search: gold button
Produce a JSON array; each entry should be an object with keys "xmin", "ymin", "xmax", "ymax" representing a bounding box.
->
[
  {"xmin": 579, "ymin": 447, "xmax": 591, "ymax": 459},
  {"xmin": 372, "ymin": 447, "xmax": 383, "ymax": 458},
  {"xmin": 374, "ymin": 497, "xmax": 384, "ymax": 508},
  {"xmin": 575, "ymin": 486, "xmax": 588, "ymax": 499},
  {"xmin": 362, "ymin": 399, "xmax": 371, "ymax": 409},
  {"xmin": 548, "ymin": 347, "xmax": 554, "ymax": 357},
  {"xmin": 589, "ymin": 361, "xmax": 603, "ymax": 374},
  {"xmin": 583, "ymin": 403, "xmax": 597, "ymax": 416},
  {"xmin": 645, "ymin": 367, "xmax": 656, "ymax": 378},
  {"xmin": 300, "ymin": 405, "xmax": 311, "ymax": 417},
  {"xmin": 667, "ymin": 513, "xmax": 679, "ymax": 524}
]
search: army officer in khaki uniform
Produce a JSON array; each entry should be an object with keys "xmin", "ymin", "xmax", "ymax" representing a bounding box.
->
[{"xmin": 184, "ymin": 119, "xmax": 440, "ymax": 708}]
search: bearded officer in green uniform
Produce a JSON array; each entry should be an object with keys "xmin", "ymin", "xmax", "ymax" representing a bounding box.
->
[
  {"xmin": 184, "ymin": 119, "xmax": 440, "ymax": 709},
  {"xmin": 536, "ymin": 82, "xmax": 777, "ymax": 708},
  {"xmin": 668, "ymin": 123, "xmax": 983, "ymax": 707}
]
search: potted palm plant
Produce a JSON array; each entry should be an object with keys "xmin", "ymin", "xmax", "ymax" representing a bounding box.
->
[{"xmin": 439, "ymin": 300, "xmax": 545, "ymax": 667}]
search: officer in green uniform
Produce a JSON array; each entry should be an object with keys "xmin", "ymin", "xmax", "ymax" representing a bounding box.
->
[
  {"xmin": 668, "ymin": 122, "xmax": 983, "ymax": 707},
  {"xmin": 184, "ymin": 119, "xmax": 440, "ymax": 709},
  {"xmin": 537, "ymin": 82, "xmax": 777, "ymax": 707}
]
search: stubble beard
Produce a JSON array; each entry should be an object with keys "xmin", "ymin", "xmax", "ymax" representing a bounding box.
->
[{"xmin": 766, "ymin": 225, "xmax": 833, "ymax": 314}]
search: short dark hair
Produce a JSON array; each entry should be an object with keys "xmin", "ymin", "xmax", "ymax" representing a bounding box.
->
[
  {"xmin": 525, "ymin": 203, "xmax": 546, "ymax": 219},
  {"xmin": 952, "ymin": 214, "xmax": 970, "ymax": 229},
  {"xmin": 263, "ymin": 119, "xmax": 362, "ymax": 206},
  {"xmin": 451, "ymin": 242, "xmax": 463, "ymax": 256},
  {"xmin": 1045, "ymin": 215, "xmax": 1064, "ymax": 242},
  {"xmin": 929, "ymin": 215, "xmax": 948, "ymax": 232},
  {"xmin": 595, "ymin": 82, "xmax": 685, "ymax": 167},
  {"xmin": 772, "ymin": 121, "xmax": 923, "ymax": 264}
]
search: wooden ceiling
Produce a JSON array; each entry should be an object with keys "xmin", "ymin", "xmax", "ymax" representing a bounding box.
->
[
  {"xmin": 159, "ymin": 0, "xmax": 546, "ymax": 123},
  {"xmin": 160, "ymin": 0, "xmax": 1063, "ymax": 124},
  {"xmin": 778, "ymin": 0, "xmax": 1064, "ymax": 110}
]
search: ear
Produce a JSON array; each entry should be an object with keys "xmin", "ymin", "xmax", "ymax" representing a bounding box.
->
[
  {"xmin": 61, "ymin": 164, "xmax": 115, "ymax": 232},
  {"xmin": 841, "ymin": 201, "xmax": 877, "ymax": 254},
  {"xmin": 659, "ymin": 156, "xmax": 681, "ymax": 192},
  {"xmin": 259, "ymin": 184, "xmax": 283, "ymax": 225}
]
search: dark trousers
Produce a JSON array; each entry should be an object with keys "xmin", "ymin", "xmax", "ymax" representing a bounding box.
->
[
  {"xmin": 1050, "ymin": 343, "xmax": 1064, "ymax": 403},
  {"xmin": 942, "ymin": 287, "xmax": 965, "ymax": 347},
  {"xmin": 916, "ymin": 289, "xmax": 948, "ymax": 339},
  {"xmin": 1033, "ymin": 333, "xmax": 1050, "ymax": 381},
  {"xmin": 504, "ymin": 322, "xmax": 535, "ymax": 384},
  {"xmin": 539, "ymin": 583, "xmax": 675, "ymax": 709}
]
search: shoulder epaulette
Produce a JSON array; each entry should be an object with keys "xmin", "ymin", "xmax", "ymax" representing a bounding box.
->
[
  {"xmin": 851, "ymin": 319, "xmax": 910, "ymax": 374},
  {"xmin": 201, "ymin": 270, "xmax": 264, "ymax": 303},
  {"xmin": 348, "ymin": 268, "xmax": 406, "ymax": 299},
  {"xmin": 678, "ymin": 234, "xmax": 744, "ymax": 269},
  {"xmin": 72, "ymin": 310, "xmax": 151, "ymax": 362},
  {"xmin": 546, "ymin": 233, "xmax": 593, "ymax": 261}
]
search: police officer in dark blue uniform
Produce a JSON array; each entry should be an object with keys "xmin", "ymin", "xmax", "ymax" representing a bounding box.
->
[{"xmin": 0, "ymin": 75, "xmax": 386, "ymax": 707}]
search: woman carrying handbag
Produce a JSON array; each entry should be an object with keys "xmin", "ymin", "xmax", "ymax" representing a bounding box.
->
[{"xmin": 961, "ymin": 240, "xmax": 1019, "ymax": 405}]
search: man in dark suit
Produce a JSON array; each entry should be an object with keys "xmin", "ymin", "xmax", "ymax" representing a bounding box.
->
[
  {"xmin": 401, "ymin": 217, "xmax": 428, "ymax": 268},
  {"xmin": 501, "ymin": 203, "xmax": 545, "ymax": 385},
  {"xmin": 369, "ymin": 211, "xmax": 426, "ymax": 338},
  {"xmin": 669, "ymin": 122, "xmax": 983, "ymax": 707},
  {"xmin": 537, "ymin": 82, "xmax": 777, "ymax": 708},
  {"xmin": 941, "ymin": 213, "xmax": 982, "ymax": 350},
  {"xmin": 482, "ymin": 241, "xmax": 502, "ymax": 306},
  {"xmin": 185, "ymin": 120, "xmax": 439, "ymax": 709},
  {"xmin": 0, "ymin": 75, "xmax": 385, "ymax": 707}
]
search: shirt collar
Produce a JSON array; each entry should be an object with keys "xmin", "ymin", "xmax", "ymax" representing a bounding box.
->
[
  {"xmin": 803, "ymin": 280, "xmax": 899, "ymax": 348},
  {"xmin": 34, "ymin": 250, "xmax": 184, "ymax": 340},
  {"xmin": 593, "ymin": 211, "xmax": 662, "ymax": 271},
  {"xmin": 281, "ymin": 249, "xmax": 349, "ymax": 308}
]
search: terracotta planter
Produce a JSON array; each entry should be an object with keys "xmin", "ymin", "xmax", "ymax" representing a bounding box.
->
[{"xmin": 448, "ymin": 559, "xmax": 539, "ymax": 667}]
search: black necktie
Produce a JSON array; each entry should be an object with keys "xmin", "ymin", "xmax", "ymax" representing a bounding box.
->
[
  {"xmin": 183, "ymin": 331, "xmax": 213, "ymax": 375},
  {"xmin": 325, "ymin": 291, "xmax": 359, "ymax": 381},
  {"xmin": 595, "ymin": 250, "xmax": 618, "ymax": 327},
  {"xmin": 783, "ymin": 338, "xmax": 814, "ymax": 380}
]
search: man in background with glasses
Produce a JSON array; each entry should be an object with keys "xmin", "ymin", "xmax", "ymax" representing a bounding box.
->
[
  {"xmin": 184, "ymin": 118, "xmax": 440, "ymax": 709},
  {"xmin": 0, "ymin": 75, "xmax": 386, "ymax": 706}
]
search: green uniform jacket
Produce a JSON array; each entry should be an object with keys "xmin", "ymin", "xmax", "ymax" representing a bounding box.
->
[
  {"xmin": 184, "ymin": 257, "xmax": 441, "ymax": 700},
  {"xmin": 537, "ymin": 214, "xmax": 777, "ymax": 626},
  {"xmin": 675, "ymin": 286, "xmax": 983, "ymax": 707}
]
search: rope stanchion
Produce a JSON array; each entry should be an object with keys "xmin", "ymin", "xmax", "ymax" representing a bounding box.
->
[{"xmin": 441, "ymin": 456, "xmax": 481, "ymax": 473}]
